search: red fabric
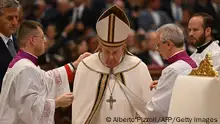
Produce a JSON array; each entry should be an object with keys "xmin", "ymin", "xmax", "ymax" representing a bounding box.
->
[{"xmin": 64, "ymin": 64, "xmax": 74, "ymax": 82}]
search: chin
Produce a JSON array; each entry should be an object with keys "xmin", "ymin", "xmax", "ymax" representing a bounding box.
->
[
  {"xmin": 107, "ymin": 63, "xmax": 119, "ymax": 68},
  {"xmin": 39, "ymin": 51, "xmax": 45, "ymax": 56}
]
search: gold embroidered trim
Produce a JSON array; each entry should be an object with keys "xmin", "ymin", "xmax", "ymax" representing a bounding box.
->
[
  {"xmin": 115, "ymin": 73, "xmax": 126, "ymax": 85},
  {"xmin": 82, "ymin": 60, "xmax": 109, "ymax": 74},
  {"xmin": 98, "ymin": 36, "xmax": 126, "ymax": 47},
  {"xmin": 82, "ymin": 53, "xmax": 141, "ymax": 74},
  {"xmin": 85, "ymin": 74, "xmax": 109, "ymax": 124},
  {"xmin": 120, "ymin": 61, "xmax": 141, "ymax": 73}
]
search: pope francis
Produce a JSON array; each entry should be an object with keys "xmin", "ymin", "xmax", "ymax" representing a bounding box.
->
[{"xmin": 71, "ymin": 5, "xmax": 153, "ymax": 124}]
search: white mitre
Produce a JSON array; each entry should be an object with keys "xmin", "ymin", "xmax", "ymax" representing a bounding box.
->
[{"xmin": 96, "ymin": 5, "xmax": 130, "ymax": 47}]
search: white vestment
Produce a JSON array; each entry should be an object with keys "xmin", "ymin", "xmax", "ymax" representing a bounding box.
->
[
  {"xmin": 0, "ymin": 59, "xmax": 70, "ymax": 124},
  {"xmin": 191, "ymin": 41, "xmax": 220, "ymax": 75},
  {"xmin": 145, "ymin": 60, "xmax": 192, "ymax": 123},
  {"xmin": 72, "ymin": 52, "xmax": 152, "ymax": 124},
  {"xmin": 168, "ymin": 76, "xmax": 220, "ymax": 124}
]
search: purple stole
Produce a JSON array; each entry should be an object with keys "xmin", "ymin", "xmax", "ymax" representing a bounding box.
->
[
  {"xmin": 9, "ymin": 50, "xmax": 38, "ymax": 68},
  {"xmin": 167, "ymin": 51, "xmax": 197, "ymax": 68}
]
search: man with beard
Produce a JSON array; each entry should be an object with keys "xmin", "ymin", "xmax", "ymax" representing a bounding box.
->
[{"xmin": 188, "ymin": 12, "xmax": 220, "ymax": 75}]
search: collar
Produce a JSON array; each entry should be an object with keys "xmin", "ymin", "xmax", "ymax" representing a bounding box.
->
[
  {"xmin": 82, "ymin": 52, "xmax": 141, "ymax": 74},
  {"xmin": 0, "ymin": 33, "xmax": 13, "ymax": 47},
  {"xmin": 167, "ymin": 50, "xmax": 186, "ymax": 64},
  {"xmin": 167, "ymin": 50, "xmax": 197, "ymax": 68},
  {"xmin": 196, "ymin": 41, "xmax": 213, "ymax": 53},
  {"xmin": 9, "ymin": 50, "xmax": 38, "ymax": 68}
]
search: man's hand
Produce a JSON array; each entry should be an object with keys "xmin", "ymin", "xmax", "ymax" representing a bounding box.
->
[
  {"xmin": 72, "ymin": 52, "xmax": 92, "ymax": 69},
  {"xmin": 150, "ymin": 80, "xmax": 158, "ymax": 91},
  {"xmin": 55, "ymin": 93, "xmax": 74, "ymax": 108}
]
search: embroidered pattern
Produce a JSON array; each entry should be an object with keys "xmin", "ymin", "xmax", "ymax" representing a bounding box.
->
[
  {"xmin": 43, "ymin": 100, "xmax": 51, "ymax": 117},
  {"xmin": 53, "ymin": 70, "xmax": 62, "ymax": 84},
  {"xmin": 39, "ymin": 100, "xmax": 51, "ymax": 123}
]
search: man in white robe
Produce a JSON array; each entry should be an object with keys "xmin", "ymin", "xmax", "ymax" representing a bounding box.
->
[
  {"xmin": 146, "ymin": 24, "xmax": 197, "ymax": 123},
  {"xmin": 0, "ymin": 20, "xmax": 90, "ymax": 124},
  {"xmin": 188, "ymin": 13, "xmax": 220, "ymax": 75},
  {"xmin": 72, "ymin": 5, "xmax": 152, "ymax": 124}
]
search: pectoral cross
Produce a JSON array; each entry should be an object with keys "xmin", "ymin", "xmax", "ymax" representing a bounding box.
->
[{"xmin": 106, "ymin": 95, "xmax": 116, "ymax": 110}]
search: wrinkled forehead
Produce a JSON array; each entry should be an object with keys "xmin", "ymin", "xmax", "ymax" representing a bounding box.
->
[{"xmin": 1, "ymin": 7, "xmax": 19, "ymax": 16}]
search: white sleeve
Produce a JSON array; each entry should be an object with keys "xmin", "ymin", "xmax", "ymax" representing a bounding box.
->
[
  {"xmin": 139, "ymin": 62, "xmax": 153, "ymax": 102},
  {"xmin": 44, "ymin": 66, "xmax": 69, "ymax": 84},
  {"xmin": 10, "ymin": 67, "xmax": 55, "ymax": 124},
  {"xmin": 146, "ymin": 68, "xmax": 177, "ymax": 118},
  {"xmin": 44, "ymin": 66, "xmax": 71, "ymax": 97}
]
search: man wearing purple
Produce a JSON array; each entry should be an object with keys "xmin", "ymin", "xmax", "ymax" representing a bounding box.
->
[
  {"xmin": 146, "ymin": 24, "xmax": 197, "ymax": 121},
  {"xmin": 0, "ymin": 20, "xmax": 90, "ymax": 124}
]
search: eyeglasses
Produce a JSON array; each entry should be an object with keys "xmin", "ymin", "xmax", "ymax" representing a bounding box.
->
[
  {"xmin": 154, "ymin": 41, "xmax": 167, "ymax": 50},
  {"xmin": 32, "ymin": 35, "xmax": 47, "ymax": 41}
]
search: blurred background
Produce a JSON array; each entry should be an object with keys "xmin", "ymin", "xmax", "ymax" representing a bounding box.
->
[{"xmin": 17, "ymin": 0, "xmax": 220, "ymax": 123}]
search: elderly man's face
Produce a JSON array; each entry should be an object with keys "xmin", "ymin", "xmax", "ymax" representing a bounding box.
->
[
  {"xmin": 154, "ymin": 33, "xmax": 170, "ymax": 60},
  {"xmin": 101, "ymin": 44, "xmax": 126, "ymax": 68},
  {"xmin": 0, "ymin": 8, "xmax": 19, "ymax": 37}
]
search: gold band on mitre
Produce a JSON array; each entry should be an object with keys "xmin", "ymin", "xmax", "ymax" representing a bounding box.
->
[
  {"xmin": 97, "ymin": 36, "xmax": 127, "ymax": 47},
  {"xmin": 96, "ymin": 5, "xmax": 130, "ymax": 47}
]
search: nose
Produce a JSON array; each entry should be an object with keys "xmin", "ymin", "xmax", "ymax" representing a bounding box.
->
[
  {"xmin": 189, "ymin": 30, "xmax": 193, "ymax": 37},
  {"xmin": 11, "ymin": 17, "xmax": 18, "ymax": 25},
  {"xmin": 109, "ymin": 54, "xmax": 113, "ymax": 59}
]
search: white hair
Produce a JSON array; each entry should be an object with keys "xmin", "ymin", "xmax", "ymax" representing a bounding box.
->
[
  {"xmin": 157, "ymin": 23, "xmax": 184, "ymax": 48},
  {"xmin": 0, "ymin": 0, "xmax": 20, "ymax": 15}
]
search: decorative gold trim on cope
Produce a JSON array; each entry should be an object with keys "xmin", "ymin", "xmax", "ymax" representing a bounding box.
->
[
  {"xmin": 85, "ymin": 74, "xmax": 109, "ymax": 124},
  {"xmin": 189, "ymin": 53, "xmax": 218, "ymax": 77},
  {"xmin": 82, "ymin": 52, "xmax": 141, "ymax": 74}
]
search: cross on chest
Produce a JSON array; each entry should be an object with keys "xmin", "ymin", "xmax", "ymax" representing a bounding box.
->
[{"xmin": 106, "ymin": 95, "xmax": 116, "ymax": 110}]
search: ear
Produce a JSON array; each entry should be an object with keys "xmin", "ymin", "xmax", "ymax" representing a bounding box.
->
[
  {"xmin": 166, "ymin": 40, "xmax": 173, "ymax": 50},
  {"xmin": 122, "ymin": 44, "xmax": 127, "ymax": 49},
  {"xmin": 29, "ymin": 36, "xmax": 36, "ymax": 46},
  {"xmin": 205, "ymin": 27, "xmax": 211, "ymax": 37},
  {"xmin": 95, "ymin": 43, "xmax": 102, "ymax": 52},
  {"xmin": 121, "ymin": 44, "xmax": 126, "ymax": 52}
]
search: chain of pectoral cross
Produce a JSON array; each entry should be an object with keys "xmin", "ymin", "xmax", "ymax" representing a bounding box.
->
[{"xmin": 106, "ymin": 73, "xmax": 117, "ymax": 110}]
